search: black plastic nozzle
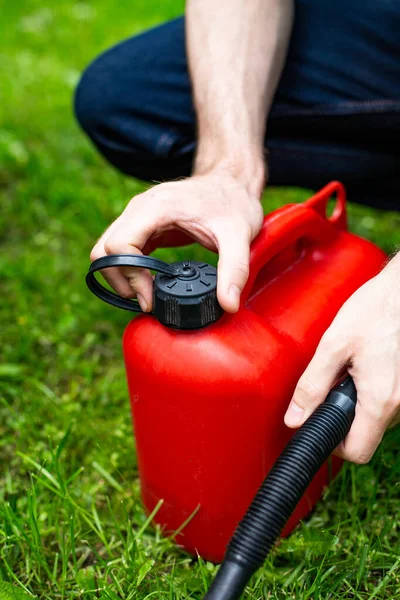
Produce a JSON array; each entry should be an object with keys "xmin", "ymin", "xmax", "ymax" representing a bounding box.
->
[{"xmin": 204, "ymin": 376, "xmax": 357, "ymax": 600}]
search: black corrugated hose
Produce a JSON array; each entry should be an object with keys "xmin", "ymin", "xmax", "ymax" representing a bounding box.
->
[{"xmin": 203, "ymin": 376, "xmax": 357, "ymax": 600}]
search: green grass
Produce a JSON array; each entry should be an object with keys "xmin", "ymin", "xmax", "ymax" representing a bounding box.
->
[{"xmin": 0, "ymin": 1, "xmax": 399, "ymax": 598}]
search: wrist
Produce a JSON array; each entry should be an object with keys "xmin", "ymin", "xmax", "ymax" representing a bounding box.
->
[{"xmin": 193, "ymin": 147, "xmax": 267, "ymax": 199}]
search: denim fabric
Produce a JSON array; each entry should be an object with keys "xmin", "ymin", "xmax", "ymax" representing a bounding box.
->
[{"xmin": 75, "ymin": 1, "xmax": 400, "ymax": 210}]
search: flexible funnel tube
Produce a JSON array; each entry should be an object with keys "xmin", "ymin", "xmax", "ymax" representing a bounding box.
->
[{"xmin": 204, "ymin": 376, "xmax": 357, "ymax": 600}]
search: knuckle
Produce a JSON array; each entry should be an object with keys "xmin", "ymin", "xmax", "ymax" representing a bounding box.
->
[
  {"xmin": 360, "ymin": 385, "xmax": 400, "ymax": 422},
  {"xmin": 90, "ymin": 246, "xmax": 102, "ymax": 262},
  {"xmin": 295, "ymin": 375, "xmax": 322, "ymax": 404},
  {"xmin": 240, "ymin": 220, "xmax": 253, "ymax": 240},
  {"xmin": 385, "ymin": 391, "xmax": 400, "ymax": 416},
  {"xmin": 349, "ymin": 451, "xmax": 373, "ymax": 465},
  {"xmin": 390, "ymin": 384, "xmax": 400, "ymax": 407},
  {"xmin": 235, "ymin": 259, "xmax": 249, "ymax": 281},
  {"xmin": 103, "ymin": 237, "xmax": 120, "ymax": 255},
  {"xmin": 367, "ymin": 404, "xmax": 385, "ymax": 421},
  {"xmin": 125, "ymin": 273, "xmax": 141, "ymax": 287},
  {"xmin": 118, "ymin": 287, "xmax": 135, "ymax": 300},
  {"xmin": 319, "ymin": 328, "xmax": 345, "ymax": 354},
  {"xmin": 247, "ymin": 207, "xmax": 264, "ymax": 237}
]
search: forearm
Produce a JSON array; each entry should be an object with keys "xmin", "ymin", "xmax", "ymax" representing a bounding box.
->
[{"xmin": 186, "ymin": 0, "xmax": 294, "ymax": 196}]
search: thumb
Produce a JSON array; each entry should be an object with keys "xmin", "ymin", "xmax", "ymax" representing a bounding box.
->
[
  {"xmin": 285, "ymin": 333, "xmax": 349, "ymax": 428},
  {"xmin": 216, "ymin": 226, "xmax": 251, "ymax": 313}
]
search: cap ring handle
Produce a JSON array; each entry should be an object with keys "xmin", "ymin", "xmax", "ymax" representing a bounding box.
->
[{"xmin": 86, "ymin": 254, "xmax": 180, "ymax": 312}]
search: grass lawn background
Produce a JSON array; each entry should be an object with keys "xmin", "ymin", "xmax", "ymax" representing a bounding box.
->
[{"xmin": 0, "ymin": 1, "xmax": 399, "ymax": 598}]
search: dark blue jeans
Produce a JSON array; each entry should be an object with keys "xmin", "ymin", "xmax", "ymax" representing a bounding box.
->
[{"xmin": 75, "ymin": 1, "xmax": 400, "ymax": 210}]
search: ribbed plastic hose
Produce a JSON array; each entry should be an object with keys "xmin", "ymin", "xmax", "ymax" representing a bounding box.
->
[{"xmin": 204, "ymin": 376, "xmax": 357, "ymax": 600}]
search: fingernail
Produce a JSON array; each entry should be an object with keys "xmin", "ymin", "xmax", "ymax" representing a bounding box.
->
[
  {"xmin": 228, "ymin": 284, "xmax": 241, "ymax": 310},
  {"xmin": 137, "ymin": 293, "xmax": 148, "ymax": 312},
  {"xmin": 285, "ymin": 401, "xmax": 305, "ymax": 427}
]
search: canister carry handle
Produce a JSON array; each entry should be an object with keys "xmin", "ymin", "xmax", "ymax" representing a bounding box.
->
[
  {"xmin": 242, "ymin": 181, "xmax": 347, "ymax": 303},
  {"xmin": 86, "ymin": 254, "xmax": 181, "ymax": 313}
]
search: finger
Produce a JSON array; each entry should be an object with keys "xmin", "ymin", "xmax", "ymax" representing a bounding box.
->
[
  {"xmin": 333, "ymin": 406, "xmax": 385, "ymax": 464},
  {"xmin": 121, "ymin": 261, "xmax": 153, "ymax": 313},
  {"xmin": 216, "ymin": 225, "xmax": 251, "ymax": 313},
  {"xmin": 101, "ymin": 265, "xmax": 137, "ymax": 301},
  {"xmin": 103, "ymin": 242, "xmax": 153, "ymax": 313},
  {"xmin": 334, "ymin": 365, "xmax": 397, "ymax": 463},
  {"xmin": 284, "ymin": 332, "xmax": 350, "ymax": 428},
  {"xmin": 102, "ymin": 207, "xmax": 162, "ymax": 311},
  {"xmin": 90, "ymin": 242, "xmax": 140, "ymax": 307},
  {"xmin": 91, "ymin": 224, "xmax": 149, "ymax": 310},
  {"xmin": 91, "ymin": 247, "xmax": 150, "ymax": 311},
  {"xmin": 90, "ymin": 215, "xmax": 124, "ymax": 266}
]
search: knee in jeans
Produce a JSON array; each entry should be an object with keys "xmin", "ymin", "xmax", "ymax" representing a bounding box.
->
[{"xmin": 74, "ymin": 56, "xmax": 116, "ymax": 143}]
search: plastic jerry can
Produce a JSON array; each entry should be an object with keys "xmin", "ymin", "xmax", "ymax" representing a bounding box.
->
[{"xmin": 87, "ymin": 181, "xmax": 386, "ymax": 563}]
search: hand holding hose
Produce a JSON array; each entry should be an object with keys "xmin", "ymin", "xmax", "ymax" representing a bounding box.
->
[
  {"xmin": 204, "ymin": 377, "xmax": 357, "ymax": 600},
  {"xmin": 285, "ymin": 255, "xmax": 400, "ymax": 464}
]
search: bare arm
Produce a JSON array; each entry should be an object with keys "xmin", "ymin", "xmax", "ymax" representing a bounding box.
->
[
  {"xmin": 92, "ymin": 0, "xmax": 294, "ymax": 312},
  {"xmin": 188, "ymin": 0, "xmax": 294, "ymax": 195}
]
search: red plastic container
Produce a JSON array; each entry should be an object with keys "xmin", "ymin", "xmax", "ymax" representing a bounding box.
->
[{"xmin": 123, "ymin": 182, "xmax": 386, "ymax": 562}]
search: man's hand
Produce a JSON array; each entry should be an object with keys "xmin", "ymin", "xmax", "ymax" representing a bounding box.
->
[
  {"xmin": 285, "ymin": 255, "xmax": 400, "ymax": 463},
  {"xmin": 90, "ymin": 170, "xmax": 264, "ymax": 314},
  {"xmin": 91, "ymin": 0, "xmax": 293, "ymax": 315}
]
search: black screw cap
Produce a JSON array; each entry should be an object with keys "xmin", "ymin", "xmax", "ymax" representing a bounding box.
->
[{"xmin": 153, "ymin": 261, "xmax": 223, "ymax": 329}]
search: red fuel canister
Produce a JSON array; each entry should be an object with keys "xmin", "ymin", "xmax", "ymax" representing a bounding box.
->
[{"xmin": 87, "ymin": 181, "xmax": 386, "ymax": 563}]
